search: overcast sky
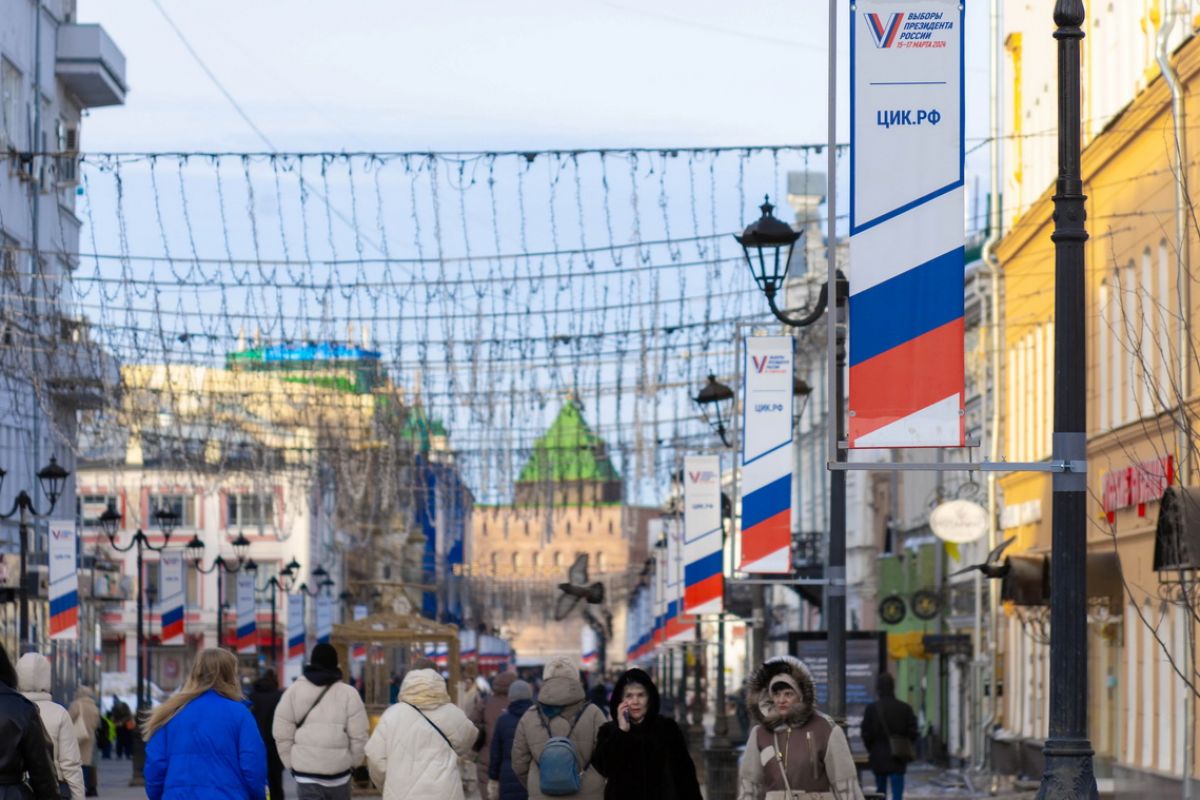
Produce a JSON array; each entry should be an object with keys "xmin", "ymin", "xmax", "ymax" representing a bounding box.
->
[{"xmin": 78, "ymin": 0, "xmax": 991, "ymax": 155}]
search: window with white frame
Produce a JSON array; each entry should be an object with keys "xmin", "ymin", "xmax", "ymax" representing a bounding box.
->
[
  {"xmin": 226, "ymin": 493, "xmax": 273, "ymax": 527},
  {"xmin": 1, "ymin": 59, "xmax": 21, "ymax": 149},
  {"xmin": 79, "ymin": 494, "xmax": 119, "ymax": 528},
  {"xmin": 149, "ymin": 493, "xmax": 196, "ymax": 528}
]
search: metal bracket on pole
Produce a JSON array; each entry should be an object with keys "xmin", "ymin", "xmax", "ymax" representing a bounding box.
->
[
  {"xmin": 727, "ymin": 576, "xmax": 831, "ymax": 586},
  {"xmin": 827, "ymin": 459, "xmax": 1088, "ymax": 473}
]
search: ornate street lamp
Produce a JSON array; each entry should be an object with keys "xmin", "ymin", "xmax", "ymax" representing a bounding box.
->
[
  {"xmin": 0, "ymin": 457, "xmax": 71, "ymax": 648},
  {"xmin": 693, "ymin": 374, "xmax": 735, "ymax": 447},
  {"xmin": 187, "ymin": 532, "xmax": 255, "ymax": 649},
  {"xmin": 101, "ymin": 501, "xmax": 179, "ymax": 712}
]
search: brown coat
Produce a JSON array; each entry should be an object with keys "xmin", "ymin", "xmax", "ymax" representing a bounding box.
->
[
  {"xmin": 68, "ymin": 689, "xmax": 101, "ymax": 765},
  {"xmin": 511, "ymin": 658, "xmax": 605, "ymax": 800}
]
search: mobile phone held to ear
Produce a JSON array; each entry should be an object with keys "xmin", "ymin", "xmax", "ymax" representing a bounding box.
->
[{"xmin": 623, "ymin": 709, "xmax": 631, "ymax": 723}]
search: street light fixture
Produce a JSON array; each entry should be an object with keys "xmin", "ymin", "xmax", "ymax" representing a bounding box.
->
[
  {"xmin": 0, "ymin": 456, "xmax": 71, "ymax": 648},
  {"xmin": 257, "ymin": 557, "xmax": 300, "ymax": 671},
  {"xmin": 693, "ymin": 374, "xmax": 735, "ymax": 448},
  {"xmin": 738, "ymin": 197, "xmax": 852, "ymax": 732},
  {"xmin": 186, "ymin": 532, "xmax": 255, "ymax": 649},
  {"xmin": 102, "ymin": 501, "xmax": 179, "ymax": 712}
]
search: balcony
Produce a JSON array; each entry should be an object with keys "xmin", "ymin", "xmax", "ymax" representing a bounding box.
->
[
  {"xmin": 56, "ymin": 24, "xmax": 127, "ymax": 108},
  {"xmin": 44, "ymin": 316, "xmax": 121, "ymax": 410}
]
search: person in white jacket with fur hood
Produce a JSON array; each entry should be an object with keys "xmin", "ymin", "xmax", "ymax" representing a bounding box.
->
[
  {"xmin": 365, "ymin": 668, "xmax": 478, "ymax": 800},
  {"xmin": 16, "ymin": 652, "xmax": 85, "ymax": 800}
]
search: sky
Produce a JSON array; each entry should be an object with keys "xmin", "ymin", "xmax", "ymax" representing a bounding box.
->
[{"xmin": 77, "ymin": 0, "xmax": 991, "ymax": 155}]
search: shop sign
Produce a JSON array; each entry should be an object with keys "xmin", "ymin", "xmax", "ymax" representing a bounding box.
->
[{"xmin": 1102, "ymin": 455, "xmax": 1173, "ymax": 519}]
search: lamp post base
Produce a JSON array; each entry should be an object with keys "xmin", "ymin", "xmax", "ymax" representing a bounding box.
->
[
  {"xmin": 1034, "ymin": 738, "xmax": 1098, "ymax": 800},
  {"xmin": 704, "ymin": 739, "xmax": 739, "ymax": 800}
]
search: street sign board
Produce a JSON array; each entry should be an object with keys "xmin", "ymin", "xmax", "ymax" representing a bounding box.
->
[
  {"xmin": 789, "ymin": 631, "xmax": 887, "ymax": 755},
  {"xmin": 740, "ymin": 336, "xmax": 794, "ymax": 572},
  {"xmin": 922, "ymin": 633, "xmax": 973, "ymax": 656}
]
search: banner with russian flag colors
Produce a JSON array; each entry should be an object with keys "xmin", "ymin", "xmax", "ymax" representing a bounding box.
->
[
  {"xmin": 287, "ymin": 594, "xmax": 305, "ymax": 661},
  {"xmin": 235, "ymin": 572, "xmax": 257, "ymax": 654},
  {"xmin": 48, "ymin": 522, "xmax": 78, "ymax": 641},
  {"xmin": 158, "ymin": 552, "xmax": 185, "ymax": 645},
  {"xmin": 849, "ymin": 0, "xmax": 965, "ymax": 448},
  {"xmin": 351, "ymin": 605, "xmax": 368, "ymax": 662},
  {"xmin": 581, "ymin": 625, "xmax": 598, "ymax": 670},
  {"xmin": 315, "ymin": 594, "xmax": 333, "ymax": 645},
  {"xmin": 661, "ymin": 518, "xmax": 693, "ymax": 643},
  {"xmin": 740, "ymin": 336, "xmax": 794, "ymax": 573},
  {"xmin": 683, "ymin": 455, "xmax": 724, "ymax": 614}
]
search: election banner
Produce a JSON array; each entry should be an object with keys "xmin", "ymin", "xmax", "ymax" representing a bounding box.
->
[
  {"xmin": 158, "ymin": 551, "xmax": 185, "ymax": 645},
  {"xmin": 235, "ymin": 572, "xmax": 257, "ymax": 654},
  {"xmin": 740, "ymin": 336, "xmax": 794, "ymax": 573},
  {"xmin": 683, "ymin": 455, "xmax": 724, "ymax": 615},
  {"xmin": 649, "ymin": 518, "xmax": 666, "ymax": 649},
  {"xmin": 663, "ymin": 517, "xmax": 693, "ymax": 643},
  {"xmin": 581, "ymin": 625, "xmax": 598, "ymax": 670},
  {"xmin": 315, "ymin": 594, "xmax": 333, "ymax": 645},
  {"xmin": 351, "ymin": 604, "xmax": 368, "ymax": 662},
  {"xmin": 849, "ymin": 0, "xmax": 965, "ymax": 448},
  {"xmin": 286, "ymin": 593, "xmax": 305, "ymax": 661},
  {"xmin": 48, "ymin": 522, "xmax": 78, "ymax": 641}
]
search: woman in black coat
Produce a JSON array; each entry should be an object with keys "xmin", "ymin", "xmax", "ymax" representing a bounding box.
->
[
  {"xmin": 0, "ymin": 643, "xmax": 59, "ymax": 800},
  {"xmin": 248, "ymin": 669, "xmax": 285, "ymax": 800},
  {"xmin": 591, "ymin": 668, "xmax": 701, "ymax": 800},
  {"xmin": 860, "ymin": 672, "xmax": 919, "ymax": 800}
]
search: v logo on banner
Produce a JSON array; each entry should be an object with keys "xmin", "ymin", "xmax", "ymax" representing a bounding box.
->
[{"xmin": 865, "ymin": 13, "xmax": 904, "ymax": 48}]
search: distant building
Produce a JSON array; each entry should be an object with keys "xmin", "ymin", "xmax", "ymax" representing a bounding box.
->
[{"xmin": 468, "ymin": 400, "xmax": 654, "ymax": 668}]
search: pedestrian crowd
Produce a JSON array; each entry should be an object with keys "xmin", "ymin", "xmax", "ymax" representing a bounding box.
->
[{"xmin": 0, "ymin": 640, "xmax": 915, "ymax": 800}]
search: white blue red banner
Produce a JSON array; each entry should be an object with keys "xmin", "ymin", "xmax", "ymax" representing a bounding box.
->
[
  {"xmin": 287, "ymin": 593, "xmax": 305, "ymax": 661},
  {"xmin": 315, "ymin": 594, "xmax": 333, "ymax": 645},
  {"xmin": 663, "ymin": 517, "xmax": 693, "ymax": 643},
  {"xmin": 351, "ymin": 605, "xmax": 368, "ymax": 662},
  {"xmin": 235, "ymin": 572, "xmax": 256, "ymax": 654},
  {"xmin": 158, "ymin": 552, "xmax": 185, "ymax": 645},
  {"xmin": 740, "ymin": 336, "xmax": 794, "ymax": 573},
  {"xmin": 48, "ymin": 522, "xmax": 78, "ymax": 641},
  {"xmin": 581, "ymin": 624, "xmax": 598, "ymax": 670},
  {"xmin": 849, "ymin": 0, "xmax": 965, "ymax": 448},
  {"xmin": 683, "ymin": 455, "xmax": 723, "ymax": 615}
]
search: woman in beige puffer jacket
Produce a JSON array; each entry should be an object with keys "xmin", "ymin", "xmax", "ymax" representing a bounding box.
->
[
  {"xmin": 365, "ymin": 668, "xmax": 478, "ymax": 800},
  {"xmin": 16, "ymin": 652, "xmax": 85, "ymax": 800},
  {"xmin": 511, "ymin": 657, "xmax": 606, "ymax": 800}
]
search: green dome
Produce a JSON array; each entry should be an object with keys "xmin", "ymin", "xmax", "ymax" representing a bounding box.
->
[{"xmin": 517, "ymin": 400, "xmax": 619, "ymax": 484}]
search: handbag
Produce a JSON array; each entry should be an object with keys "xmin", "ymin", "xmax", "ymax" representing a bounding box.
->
[
  {"xmin": 876, "ymin": 703, "xmax": 915, "ymax": 763},
  {"xmin": 72, "ymin": 712, "xmax": 90, "ymax": 744}
]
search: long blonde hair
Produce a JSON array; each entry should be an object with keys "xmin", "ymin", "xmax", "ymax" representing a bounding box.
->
[{"xmin": 143, "ymin": 648, "xmax": 242, "ymax": 740}]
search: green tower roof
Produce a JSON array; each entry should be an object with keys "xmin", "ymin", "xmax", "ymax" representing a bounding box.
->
[{"xmin": 517, "ymin": 400, "xmax": 620, "ymax": 484}]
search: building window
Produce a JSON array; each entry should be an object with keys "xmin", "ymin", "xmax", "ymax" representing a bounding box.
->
[
  {"xmin": 490, "ymin": 552, "xmax": 500, "ymax": 572},
  {"xmin": 512, "ymin": 552, "xmax": 521, "ymax": 570},
  {"xmin": 532, "ymin": 552, "xmax": 543, "ymax": 572},
  {"xmin": 482, "ymin": 521, "xmax": 488, "ymax": 538},
  {"xmin": 1, "ymin": 59, "xmax": 21, "ymax": 149},
  {"xmin": 607, "ymin": 520, "xmax": 614, "ymax": 536},
  {"xmin": 553, "ymin": 551, "xmax": 563, "ymax": 568},
  {"xmin": 565, "ymin": 521, "xmax": 572, "ymax": 537},
  {"xmin": 595, "ymin": 552, "xmax": 605, "ymax": 571},
  {"xmin": 79, "ymin": 494, "xmax": 119, "ymax": 528},
  {"xmin": 227, "ymin": 493, "xmax": 273, "ymax": 527},
  {"xmin": 149, "ymin": 494, "xmax": 196, "ymax": 528}
]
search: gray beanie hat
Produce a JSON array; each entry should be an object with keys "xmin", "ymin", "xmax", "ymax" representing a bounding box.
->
[{"xmin": 508, "ymin": 679, "xmax": 532, "ymax": 702}]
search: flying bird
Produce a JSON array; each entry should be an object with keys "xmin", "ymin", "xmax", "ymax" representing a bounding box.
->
[
  {"xmin": 949, "ymin": 537, "xmax": 1016, "ymax": 579},
  {"xmin": 554, "ymin": 554, "xmax": 606, "ymax": 621}
]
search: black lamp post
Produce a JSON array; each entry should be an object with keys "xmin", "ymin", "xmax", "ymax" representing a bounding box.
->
[
  {"xmin": 694, "ymin": 375, "xmax": 735, "ymax": 447},
  {"xmin": 257, "ymin": 559, "xmax": 310, "ymax": 671},
  {"xmin": 99, "ymin": 501, "xmax": 179, "ymax": 712},
  {"xmin": 0, "ymin": 456, "xmax": 70, "ymax": 650},
  {"xmin": 187, "ymin": 532, "xmax": 253, "ymax": 649},
  {"xmin": 145, "ymin": 582, "xmax": 158, "ymax": 700},
  {"xmin": 739, "ymin": 198, "xmax": 850, "ymax": 728},
  {"xmin": 1037, "ymin": 2, "xmax": 1097, "ymax": 798}
]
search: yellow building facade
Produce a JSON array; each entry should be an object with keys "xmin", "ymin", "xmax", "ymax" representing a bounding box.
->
[{"xmin": 995, "ymin": 31, "xmax": 1200, "ymax": 792}]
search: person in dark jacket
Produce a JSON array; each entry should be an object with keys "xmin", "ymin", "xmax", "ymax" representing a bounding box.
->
[
  {"xmin": 860, "ymin": 673, "xmax": 918, "ymax": 800},
  {"xmin": 110, "ymin": 695, "xmax": 133, "ymax": 759},
  {"xmin": 591, "ymin": 668, "xmax": 701, "ymax": 800},
  {"xmin": 487, "ymin": 679, "xmax": 532, "ymax": 800},
  {"xmin": 0, "ymin": 642, "xmax": 60, "ymax": 800},
  {"xmin": 249, "ymin": 669, "xmax": 285, "ymax": 800}
]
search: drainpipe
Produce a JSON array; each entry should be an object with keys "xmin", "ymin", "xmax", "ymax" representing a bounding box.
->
[
  {"xmin": 1156, "ymin": 7, "xmax": 1191, "ymax": 798},
  {"xmin": 974, "ymin": 0, "xmax": 1003, "ymax": 774}
]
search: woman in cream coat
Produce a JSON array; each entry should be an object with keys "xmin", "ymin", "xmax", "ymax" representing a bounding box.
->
[
  {"xmin": 365, "ymin": 668, "xmax": 478, "ymax": 800},
  {"xmin": 16, "ymin": 652, "xmax": 85, "ymax": 800}
]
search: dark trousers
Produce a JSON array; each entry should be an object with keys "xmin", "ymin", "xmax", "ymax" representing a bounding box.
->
[
  {"xmin": 268, "ymin": 765, "xmax": 284, "ymax": 800},
  {"xmin": 115, "ymin": 728, "xmax": 133, "ymax": 758},
  {"xmin": 875, "ymin": 772, "xmax": 905, "ymax": 800},
  {"xmin": 82, "ymin": 764, "xmax": 97, "ymax": 796}
]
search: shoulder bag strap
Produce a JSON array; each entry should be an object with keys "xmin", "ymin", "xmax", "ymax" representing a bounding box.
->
[
  {"xmin": 295, "ymin": 683, "xmax": 335, "ymax": 730},
  {"xmin": 404, "ymin": 702, "xmax": 454, "ymax": 750}
]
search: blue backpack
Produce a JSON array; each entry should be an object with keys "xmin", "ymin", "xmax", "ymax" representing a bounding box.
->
[{"xmin": 536, "ymin": 707, "xmax": 589, "ymax": 796}]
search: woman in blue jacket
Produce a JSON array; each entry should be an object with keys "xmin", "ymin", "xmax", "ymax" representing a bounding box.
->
[
  {"xmin": 487, "ymin": 679, "xmax": 533, "ymax": 800},
  {"xmin": 143, "ymin": 648, "xmax": 267, "ymax": 800}
]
